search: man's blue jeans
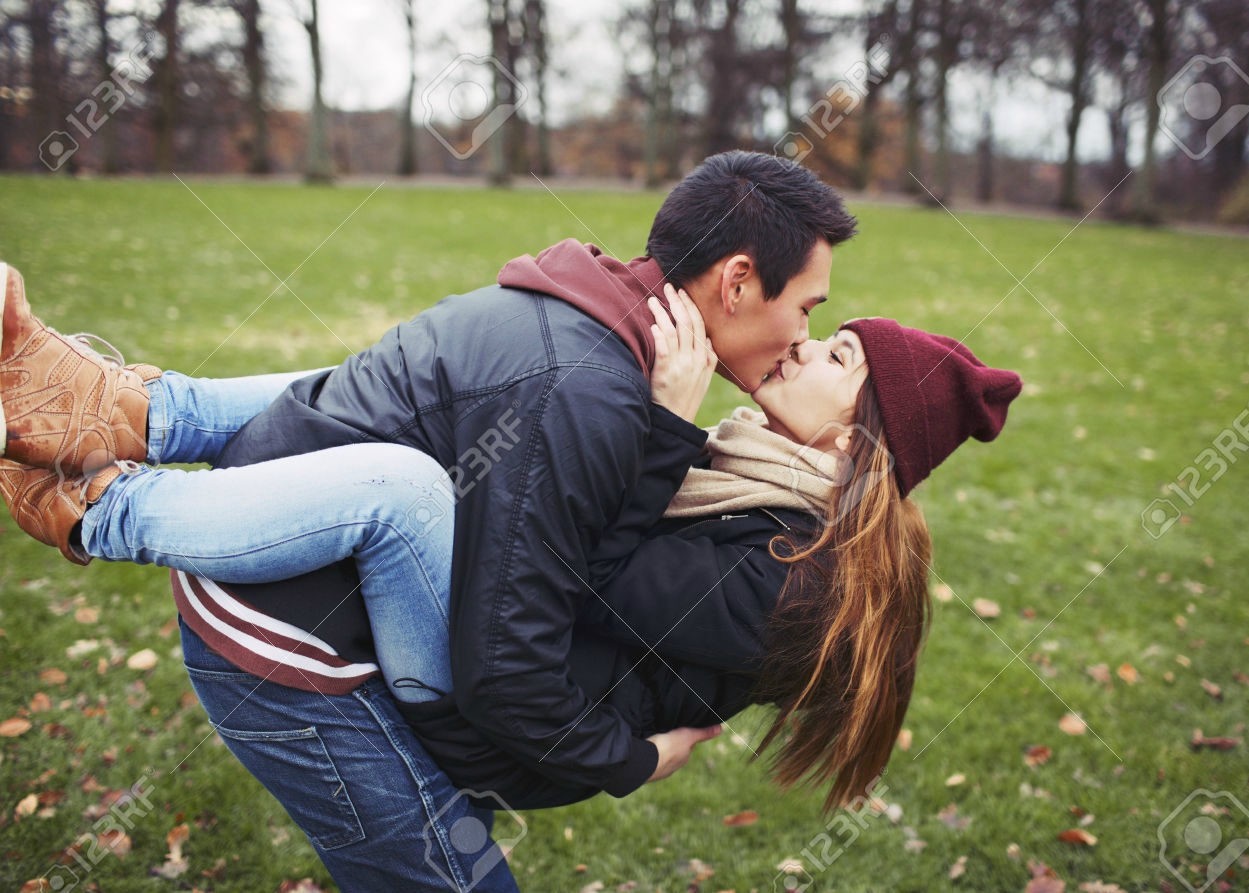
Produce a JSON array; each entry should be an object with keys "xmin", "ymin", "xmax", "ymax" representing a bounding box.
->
[
  {"xmin": 78, "ymin": 371, "xmax": 454, "ymax": 702},
  {"xmin": 181, "ymin": 618, "xmax": 522, "ymax": 893}
]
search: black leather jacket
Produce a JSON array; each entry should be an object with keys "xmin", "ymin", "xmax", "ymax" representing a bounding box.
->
[{"xmin": 216, "ymin": 284, "xmax": 687, "ymax": 797}]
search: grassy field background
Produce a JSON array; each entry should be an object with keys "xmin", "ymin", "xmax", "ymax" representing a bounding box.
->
[{"xmin": 0, "ymin": 175, "xmax": 1246, "ymax": 892}]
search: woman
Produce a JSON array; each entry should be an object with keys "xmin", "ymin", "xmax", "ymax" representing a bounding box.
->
[{"xmin": 1, "ymin": 261, "xmax": 1021, "ymax": 888}]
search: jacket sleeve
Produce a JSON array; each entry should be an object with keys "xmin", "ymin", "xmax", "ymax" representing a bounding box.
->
[
  {"xmin": 578, "ymin": 529, "xmax": 787, "ymax": 672},
  {"xmin": 448, "ymin": 368, "xmax": 661, "ymax": 798},
  {"xmin": 587, "ymin": 403, "xmax": 707, "ymax": 579}
]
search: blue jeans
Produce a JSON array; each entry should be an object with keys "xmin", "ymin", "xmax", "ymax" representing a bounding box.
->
[
  {"xmin": 79, "ymin": 371, "xmax": 454, "ymax": 703},
  {"xmin": 182, "ymin": 618, "xmax": 522, "ymax": 893}
]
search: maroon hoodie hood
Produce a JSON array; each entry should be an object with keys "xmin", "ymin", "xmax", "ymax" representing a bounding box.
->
[{"xmin": 497, "ymin": 239, "xmax": 669, "ymax": 378}]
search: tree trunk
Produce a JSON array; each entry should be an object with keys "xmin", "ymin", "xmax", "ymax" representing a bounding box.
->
[
  {"xmin": 525, "ymin": 0, "xmax": 551, "ymax": 176},
  {"xmin": 304, "ymin": 0, "xmax": 332, "ymax": 182},
  {"xmin": 240, "ymin": 0, "xmax": 270, "ymax": 174},
  {"xmin": 703, "ymin": 0, "xmax": 744, "ymax": 157},
  {"xmin": 644, "ymin": 0, "xmax": 673, "ymax": 187},
  {"xmin": 153, "ymin": 0, "xmax": 179, "ymax": 172},
  {"xmin": 1057, "ymin": 0, "xmax": 1090, "ymax": 210},
  {"xmin": 29, "ymin": 0, "xmax": 64, "ymax": 171},
  {"xmin": 1105, "ymin": 73, "xmax": 1131, "ymax": 217},
  {"xmin": 398, "ymin": 0, "xmax": 418, "ymax": 176},
  {"xmin": 93, "ymin": 0, "xmax": 121, "ymax": 173},
  {"xmin": 779, "ymin": 0, "xmax": 799, "ymax": 133},
  {"xmin": 487, "ymin": 0, "xmax": 513, "ymax": 185},
  {"xmin": 933, "ymin": 0, "xmax": 954, "ymax": 200},
  {"xmin": 901, "ymin": 0, "xmax": 924, "ymax": 194}
]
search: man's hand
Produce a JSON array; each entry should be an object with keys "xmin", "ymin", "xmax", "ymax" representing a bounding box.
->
[
  {"xmin": 648, "ymin": 284, "xmax": 717, "ymax": 424},
  {"xmin": 646, "ymin": 724, "xmax": 722, "ymax": 782}
]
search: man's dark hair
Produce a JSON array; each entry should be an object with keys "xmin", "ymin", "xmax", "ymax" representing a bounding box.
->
[{"xmin": 646, "ymin": 151, "xmax": 857, "ymax": 300}]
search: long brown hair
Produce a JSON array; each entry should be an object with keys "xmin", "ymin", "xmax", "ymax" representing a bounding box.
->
[{"xmin": 753, "ymin": 378, "xmax": 933, "ymax": 814}]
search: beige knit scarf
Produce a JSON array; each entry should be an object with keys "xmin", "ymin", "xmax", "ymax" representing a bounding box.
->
[{"xmin": 663, "ymin": 407, "xmax": 845, "ymax": 519}]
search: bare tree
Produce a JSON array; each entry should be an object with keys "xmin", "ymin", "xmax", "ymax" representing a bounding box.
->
[
  {"xmin": 233, "ymin": 0, "xmax": 270, "ymax": 174},
  {"xmin": 152, "ymin": 0, "xmax": 180, "ymax": 171},
  {"xmin": 295, "ymin": 0, "xmax": 332, "ymax": 182},
  {"xmin": 522, "ymin": 0, "xmax": 550, "ymax": 176},
  {"xmin": 397, "ymin": 0, "xmax": 418, "ymax": 176},
  {"xmin": 487, "ymin": 0, "xmax": 520, "ymax": 184}
]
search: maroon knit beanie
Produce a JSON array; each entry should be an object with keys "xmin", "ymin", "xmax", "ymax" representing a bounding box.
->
[{"xmin": 838, "ymin": 317, "xmax": 1023, "ymax": 498}]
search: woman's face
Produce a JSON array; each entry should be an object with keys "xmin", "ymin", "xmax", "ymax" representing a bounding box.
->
[{"xmin": 752, "ymin": 328, "xmax": 869, "ymax": 451}]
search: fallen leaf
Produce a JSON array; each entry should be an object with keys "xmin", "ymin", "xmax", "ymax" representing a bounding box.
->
[
  {"xmin": 574, "ymin": 864, "xmax": 587, "ymax": 873},
  {"xmin": 75, "ymin": 606, "xmax": 99, "ymax": 624},
  {"xmin": 937, "ymin": 803, "xmax": 972, "ymax": 830},
  {"xmin": 1175, "ymin": 654, "xmax": 1191, "ymax": 668},
  {"xmin": 277, "ymin": 882, "xmax": 328, "ymax": 893},
  {"xmin": 1058, "ymin": 714, "xmax": 1086, "ymax": 736},
  {"xmin": 1006, "ymin": 843, "xmax": 1021, "ymax": 861},
  {"xmin": 1086, "ymin": 664, "xmax": 1111, "ymax": 684},
  {"xmin": 1025, "ymin": 878, "xmax": 1066, "ymax": 893},
  {"xmin": 153, "ymin": 823, "xmax": 191, "ymax": 879},
  {"xmin": 1057, "ymin": 829, "xmax": 1097, "ymax": 846},
  {"xmin": 564, "ymin": 826, "xmax": 574, "ymax": 841},
  {"xmin": 949, "ymin": 855, "xmax": 967, "ymax": 879},
  {"xmin": 932, "ymin": 583, "xmax": 954, "ymax": 603},
  {"xmin": 1191, "ymin": 730, "xmax": 1240, "ymax": 751},
  {"xmin": 904, "ymin": 838, "xmax": 927, "ymax": 853},
  {"xmin": 28, "ymin": 693, "xmax": 52, "ymax": 713},
  {"xmin": 1077, "ymin": 883, "xmax": 1124, "ymax": 893},
  {"xmin": 1201, "ymin": 679, "xmax": 1223, "ymax": 701},
  {"xmin": 578, "ymin": 883, "xmax": 604, "ymax": 893},
  {"xmin": 945, "ymin": 773, "xmax": 966, "ymax": 787},
  {"xmin": 973, "ymin": 598, "xmax": 1000, "ymax": 619},
  {"xmin": 1024, "ymin": 745, "xmax": 1052, "ymax": 768},
  {"xmin": 20, "ymin": 881, "xmax": 52, "ymax": 892},
  {"xmin": 722, "ymin": 810, "xmax": 759, "ymax": 827},
  {"xmin": 99, "ymin": 829, "xmax": 132, "ymax": 857},
  {"xmin": 775, "ymin": 858, "xmax": 805, "ymax": 874},
  {"xmin": 896, "ymin": 728, "xmax": 912, "ymax": 751},
  {"xmin": 1116, "ymin": 663, "xmax": 1138, "ymax": 684},
  {"xmin": 126, "ymin": 649, "xmax": 158, "ymax": 671},
  {"xmin": 38, "ymin": 668, "xmax": 67, "ymax": 685},
  {"xmin": 15, "ymin": 793, "xmax": 38, "ymax": 818},
  {"xmin": 0, "ymin": 717, "xmax": 32, "ymax": 737},
  {"xmin": 685, "ymin": 858, "xmax": 714, "ymax": 882}
]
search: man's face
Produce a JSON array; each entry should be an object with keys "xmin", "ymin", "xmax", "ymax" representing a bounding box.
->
[{"xmin": 714, "ymin": 240, "xmax": 833, "ymax": 393}]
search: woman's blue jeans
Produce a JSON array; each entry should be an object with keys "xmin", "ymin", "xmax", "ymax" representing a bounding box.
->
[
  {"xmin": 78, "ymin": 370, "xmax": 454, "ymax": 704},
  {"xmin": 182, "ymin": 618, "xmax": 521, "ymax": 893}
]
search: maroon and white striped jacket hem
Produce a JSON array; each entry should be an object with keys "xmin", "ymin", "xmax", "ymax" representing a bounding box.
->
[{"xmin": 171, "ymin": 570, "xmax": 380, "ymax": 695}]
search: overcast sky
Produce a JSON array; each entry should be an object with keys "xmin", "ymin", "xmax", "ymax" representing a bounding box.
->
[{"xmin": 249, "ymin": 0, "xmax": 1116, "ymax": 164}]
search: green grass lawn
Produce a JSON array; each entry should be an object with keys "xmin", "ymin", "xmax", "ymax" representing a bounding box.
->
[{"xmin": 1, "ymin": 175, "xmax": 1246, "ymax": 893}]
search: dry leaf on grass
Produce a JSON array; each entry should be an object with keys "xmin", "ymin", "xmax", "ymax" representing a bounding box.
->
[
  {"xmin": 126, "ymin": 648, "xmax": 158, "ymax": 671},
  {"xmin": 1086, "ymin": 664, "xmax": 1111, "ymax": 684},
  {"xmin": 949, "ymin": 855, "xmax": 967, "ymax": 879},
  {"xmin": 973, "ymin": 598, "xmax": 1000, "ymax": 619},
  {"xmin": 1190, "ymin": 729, "xmax": 1240, "ymax": 751},
  {"xmin": 1201, "ymin": 679, "xmax": 1223, "ymax": 701},
  {"xmin": 1057, "ymin": 829, "xmax": 1097, "ymax": 846},
  {"xmin": 722, "ymin": 810, "xmax": 759, "ymax": 826},
  {"xmin": 1115, "ymin": 663, "xmax": 1138, "ymax": 684},
  {"xmin": 0, "ymin": 717, "xmax": 32, "ymax": 737},
  {"xmin": 38, "ymin": 668, "xmax": 67, "ymax": 685},
  {"xmin": 1023, "ymin": 745, "xmax": 1052, "ymax": 767},
  {"xmin": 946, "ymin": 773, "xmax": 966, "ymax": 787},
  {"xmin": 897, "ymin": 728, "xmax": 912, "ymax": 750},
  {"xmin": 1058, "ymin": 714, "xmax": 1086, "ymax": 736}
]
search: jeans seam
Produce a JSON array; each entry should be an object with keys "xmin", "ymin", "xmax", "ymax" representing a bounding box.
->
[{"xmin": 352, "ymin": 686, "xmax": 474, "ymax": 890}]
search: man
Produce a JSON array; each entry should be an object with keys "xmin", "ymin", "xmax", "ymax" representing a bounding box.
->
[{"xmin": 8, "ymin": 150, "xmax": 857, "ymax": 891}]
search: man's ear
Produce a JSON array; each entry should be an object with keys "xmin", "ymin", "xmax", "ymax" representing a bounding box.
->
[{"xmin": 718, "ymin": 254, "xmax": 754, "ymax": 315}]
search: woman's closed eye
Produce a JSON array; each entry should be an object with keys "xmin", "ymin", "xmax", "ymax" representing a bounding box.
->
[{"xmin": 829, "ymin": 349, "xmax": 843, "ymax": 366}]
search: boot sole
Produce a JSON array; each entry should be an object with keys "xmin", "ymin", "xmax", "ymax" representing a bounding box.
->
[{"xmin": 0, "ymin": 261, "xmax": 7, "ymax": 457}]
